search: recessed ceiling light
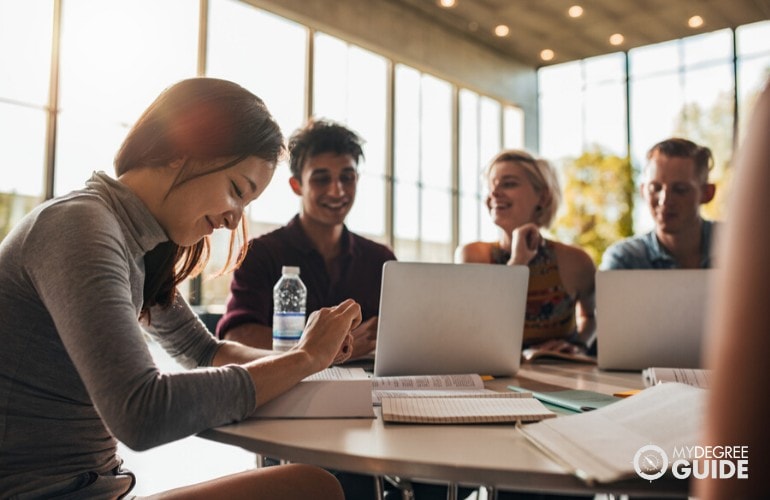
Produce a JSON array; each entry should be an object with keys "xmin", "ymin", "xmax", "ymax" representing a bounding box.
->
[
  {"xmin": 609, "ymin": 33, "xmax": 624, "ymax": 46},
  {"xmin": 438, "ymin": 0, "xmax": 456, "ymax": 7},
  {"xmin": 688, "ymin": 15, "xmax": 704, "ymax": 28},
  {"xmin": 494, "ymin": 25, "xmax": 510, "ymax": 37},
  {"xmin": 540, "ymin": 49, "xmax": 555, "ymax": 61},
  {"xmin": 568, "ymin": 5, "xmax": 584, "ymax": 18}
]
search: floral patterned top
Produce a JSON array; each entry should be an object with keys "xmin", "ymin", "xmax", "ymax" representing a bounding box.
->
[{"xmin": 492, "ymin": 239, "xmax": 576, "ymax": 345}]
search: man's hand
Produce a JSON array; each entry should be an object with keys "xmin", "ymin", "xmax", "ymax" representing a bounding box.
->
[{"xmin": 347, "ymin": 316, "xmax": 378, "ymax": 361}]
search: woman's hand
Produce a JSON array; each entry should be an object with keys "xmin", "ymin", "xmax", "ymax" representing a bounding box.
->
[
  {"xmin": 529, "ymin": 338, "xmax": 586, "ymax": 355},
  {"xmin": 509, "ymin": 223, "xmax": 541, "ymax": 265},
  {"xmin": 295, "ymin": 299, "xmax": 362, "ymax": 370}
]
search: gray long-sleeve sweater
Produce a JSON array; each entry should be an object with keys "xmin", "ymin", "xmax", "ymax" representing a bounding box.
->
[{"xmin": 0, "ymin": 172, "xmax": 257, "ymax": 498}]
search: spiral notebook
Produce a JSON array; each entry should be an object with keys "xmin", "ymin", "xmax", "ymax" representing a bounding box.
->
[{"xmin": 381, "ymin": 393, "xmax": 556, "ymax": 424}]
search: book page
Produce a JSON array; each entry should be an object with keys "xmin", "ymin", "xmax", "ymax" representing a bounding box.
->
[
  {"xmin": 381, "ymin": 395, "xmax": 556, "ymax": 424},
  {"xmin": 642, "ymin": 367, "xmax": 712, "ymax": 389},
  {"xmin": 305, "ymin": 366, "xmax": 369, "ymax": 381},
  {"xmin": 519, "ymin": 383, "xmax": 706, "ymax": 483},
  {"xmin": 371, "ymin": 373, "xmax": 485, "ymax": 391},
  {"xmin": 374, "ymin": 388, "xmax": 513, "ymax": 405}
]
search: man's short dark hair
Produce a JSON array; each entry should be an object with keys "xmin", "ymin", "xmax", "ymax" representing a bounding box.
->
[
  {"xmin": 646, "ymin": 137, "xmax": 714, "ymax": 183},
  {"xmin": 287, "ymin": 119, "xmax": 365, "ymax": 179}
]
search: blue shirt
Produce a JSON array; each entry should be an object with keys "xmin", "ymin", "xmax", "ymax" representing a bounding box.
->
[{"xmin": 599, "ymin": 219, "xmax": 716, "ymax": 270}]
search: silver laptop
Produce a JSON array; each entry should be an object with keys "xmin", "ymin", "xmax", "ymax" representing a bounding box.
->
[
  {"xmin": 373, "ymin": 261, "xmax": 529, "ymax": 377},
  {"xmin": 596, "ymin": 269, "xmax": 714, "ymax": 371}
]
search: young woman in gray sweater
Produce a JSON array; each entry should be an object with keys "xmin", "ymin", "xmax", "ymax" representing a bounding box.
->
[{"xmin": 0, "ymin": 77, "xmax": 357, "ymax": 499}]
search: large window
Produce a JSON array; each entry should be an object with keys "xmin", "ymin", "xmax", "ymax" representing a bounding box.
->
[
  {"xmin": 313, "ymin": 33, "xmax": 389, "ymax": 243},
  {"xmin": 56, "ymin": 0, "xmax": 199, "ymax": 196},
  {"xmin": 204, "ymin": 0, "xmax": 308, "ymax": 305},
  {"xmin": 539, "ymin": 25, "xmax": 770, "ymax": 239},
  {"xmin": 0, "ymin": 0, "xmax": 54, "ymax": 238},
  {"xmin": 393, "ymin": 66, "xmax": 453, "ymax": 262}
]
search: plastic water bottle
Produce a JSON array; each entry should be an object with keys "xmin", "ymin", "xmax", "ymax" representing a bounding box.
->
[{"xmin": 272, "ymin": 266, "xmax": 307, "ymax": 352}]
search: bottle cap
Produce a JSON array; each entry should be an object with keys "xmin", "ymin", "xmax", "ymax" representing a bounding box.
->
[{"xmin": 282, "ymin": 266, "xmax": 300, "ymax": 275}]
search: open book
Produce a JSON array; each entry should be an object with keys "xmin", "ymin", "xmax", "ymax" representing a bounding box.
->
[
  {"xmin": 252, "ymin": 367, "xmax": 375, "ymax": 419},
  {"xmin": 381, "ymin": 392, "xmax": 556, "ymax": 424},
  {"xmin": 370, "ymin": 373, "xmax": 496, "ymax": 405},
  {"xmin": 642, "ymin": 367, "xmax": 712, "ymax": 389},
  {"xmin": 519, "ymin": 383, "xmax": 706, "ymax": 483}
]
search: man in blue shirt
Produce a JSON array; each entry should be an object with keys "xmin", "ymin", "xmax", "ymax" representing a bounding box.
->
[{"xmin": 600, "ymin": 138, "xmax": 717, "ymax": 270}]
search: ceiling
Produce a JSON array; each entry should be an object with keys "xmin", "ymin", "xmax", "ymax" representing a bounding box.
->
[{"xmin": 389, "ymin": 0, "xmax": 770, "ymax": 67}]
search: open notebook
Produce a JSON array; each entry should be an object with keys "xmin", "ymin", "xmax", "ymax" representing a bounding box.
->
[{"xmin": 373, "ymin": 261, "xmax": 529, "ymax": 377}]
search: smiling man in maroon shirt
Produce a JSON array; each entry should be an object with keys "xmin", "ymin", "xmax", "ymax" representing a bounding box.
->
[{"xmin": 217, "ymin": 119, "xmax": 395, "ymax": 360}]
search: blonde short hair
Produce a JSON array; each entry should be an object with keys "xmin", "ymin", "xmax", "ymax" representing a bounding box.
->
[{"xmin": 484, "ymin": 149, "xmax": 561, "ymax": 228}]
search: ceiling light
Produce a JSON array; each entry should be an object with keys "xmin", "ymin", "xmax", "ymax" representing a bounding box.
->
[
  {"xmin": 609, "ymin": 33, "xmax": 624, "ymax": 46},
  {"xmin": 494, "ymin": 25, "xmax": 510, "ymax": 37},
  {"xmin": 688, "ymin": 15, "xmax": 704, "ymax": 28},
  {"xmin": 438, "ymin": 0, "xmax": 456, "ymax": 7},
  {"xmin": 568, "ymin": 5, "xmax": 584, "ymax": 18},
  {"xmin": 540, "ymin": 49, "xmax": 555, "ymax": 61}
]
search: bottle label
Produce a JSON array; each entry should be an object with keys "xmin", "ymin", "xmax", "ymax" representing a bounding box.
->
[{"xmin": 272, "ymin": 312, "xmax": 305, "ymax": 340}]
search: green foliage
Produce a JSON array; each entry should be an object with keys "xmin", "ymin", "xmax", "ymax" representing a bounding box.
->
[
  {"xmin": 0, "ymin": 192, "xmax": 41, "ymax": 242},
  {"xmin": 552, "ymin": 149, "xmax": 635, "ymax": 264}
]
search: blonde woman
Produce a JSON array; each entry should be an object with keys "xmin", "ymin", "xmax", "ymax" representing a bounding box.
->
[{"xmin": 456, "ymin": 150, "xmax": 596, "ymax": 354}]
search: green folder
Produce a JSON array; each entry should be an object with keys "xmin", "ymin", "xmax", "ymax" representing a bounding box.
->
[{"xmin": 507, "ymin": 386, "xmax": 621, "ymax": 414}]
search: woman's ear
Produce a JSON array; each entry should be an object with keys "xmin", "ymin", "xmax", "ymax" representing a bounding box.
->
[{"xmin": 289, "ymin": 176, "xmax": 303, "ymax": 196}]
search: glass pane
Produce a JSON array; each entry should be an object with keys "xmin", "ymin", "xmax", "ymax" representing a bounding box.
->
[
  {"xmin": 538, "ymin": 61, "xmax": 580, "ymax": 95},
  {"xmin": 420, "ymin": 74, "xmax": 452, "ymax": 190},
  {"xmin": 394, "ymin": 65, "xmax": 420, "ymax": 184},
  {"xmin": 629, "ymin": 73, "xmax": 684, "ymax": 168},
  {"xmin": 420, "ymin": 186, "xmax": 451, "ymax": 244},
  {"xmin": 0, "ymin": 0, "xmax": 54, "ymax": 106},
  {"xmin": 683, "ymin": 29, "xmax": 733, "ymax": 68},
  {"xmin": 0, "ymin": 102, "xmax": 46, "ymax": 196},
  {"xmin": 59, "ymin": 0, "xmax": 197, "ymax": 125},
  {"xmin": 503, "ymin": 106, "xmax": 525, "ymax": 149},
  {"xmin": 737, "ymin": 20, "xmax": 770, "ymax": 57},
  {"xmin": 585, "ymin": 81, "xmax": 627, "ymax": 157},
  {"xmin": 55, "ymin": 113, "xmax": 127, "ymax": 194},
  {"xmin": 737, "ymin": 54, "xmax": 770, "ymax": 143},
  {"xmin": 346, "ymin": 173, "xmax": 386, "ymax": 237},
  {"xmin": 313, "ymin": 33, "xmax": 349, "ymax": 121},
  {"xmin": 584, "ymin": 52, "xmax": 625, "ymax": 84},
  {"xmin": 347, "ymin": 45, "xmax": 388, "ymax": 178},
  {"xmin": 394, "ymin": 179, "xmax": 418, "ymax": 240},
  {"xmin": 479, "ymin": 96, "xmax": 501, "ymax": 167},
  {"xmin": 56, "ymin": 0, "xmax": 198, "ymax": 195},
  {"xmin": 538, "ymin": 66, "xmax": 582, "ymax": 160},
  {"xmin": 629, "ymin": 40, "xmax": 680, "ymax": 77},
  {"xmin": 208, "ymin": 0, "xmax": 306, "ymax": 134},
  {"xmin": 458, "ymin": 89, "xmax": 479, "ymax": 195},
  {"xmin": 459, "ymin": 192, "xmax": 480, "ymax": 245}
]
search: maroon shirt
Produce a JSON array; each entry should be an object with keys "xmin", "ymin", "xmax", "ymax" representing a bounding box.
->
[{"xmin": 217, "ymin": 215, "xmax": 396, "ymax": 338}]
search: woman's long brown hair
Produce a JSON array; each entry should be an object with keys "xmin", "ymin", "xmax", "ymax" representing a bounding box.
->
[{"xmin": 114, "ymin": 78, "xmax": 284, "ymax": 320}]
